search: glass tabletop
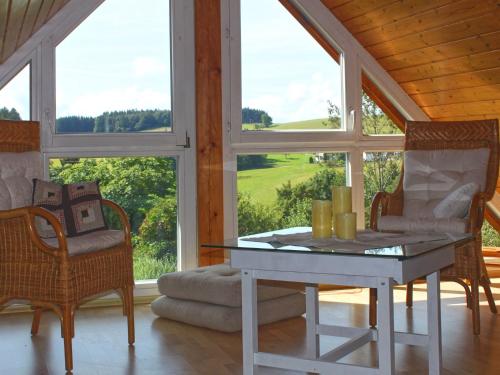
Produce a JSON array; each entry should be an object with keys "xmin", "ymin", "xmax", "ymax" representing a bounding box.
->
[{"xmin": 202, "ymin": 227, "xmax": 472, "ymax": 260}]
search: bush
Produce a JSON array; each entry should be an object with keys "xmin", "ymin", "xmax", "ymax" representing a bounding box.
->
[{"xmin": 238, "ymin": 193, "xmax": 279, "ymax": 236}]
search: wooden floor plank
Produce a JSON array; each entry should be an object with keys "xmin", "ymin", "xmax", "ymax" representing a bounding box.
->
[{"xmin": 0, "ymin": 281, "xmax": 499, "ymax": 374}]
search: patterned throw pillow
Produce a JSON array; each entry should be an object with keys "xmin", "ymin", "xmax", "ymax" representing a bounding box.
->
[
  {"xmin": 32, "ymin": 179, "xmax": 68, "ymax": 238},
  {"xmin": 65, "ymin": 182, "xmax": 108, "ymax": 236},
  {"xmin": 32, "ymin": 180, "xmax": 107, "ymax": 238}
]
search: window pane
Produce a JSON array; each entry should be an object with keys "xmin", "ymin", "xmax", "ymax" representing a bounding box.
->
[
  {"xmin": 49, "ymin": 157, "xmax": 177, "ymax": 280},
  {"xmin": 237, "ymin": 153, "xmax": 347, "ymax": 236},
  {"xmin": 363, "ymin": 152, "xmax": 402, "ymax": 226},
  {"xmin": 56, "ymin": 0, "xmax": 171, "ymax": 133},
  {"xmin": 241, "ymin": 0, "xmax": 342, "ymax": 132},
  {"xmin": 361, "ymin": 91, "xmax": 402, "ymax": 135},
  {"xmin": 0, "ymin": 64, "xmax": 30, "ymax": 120}
]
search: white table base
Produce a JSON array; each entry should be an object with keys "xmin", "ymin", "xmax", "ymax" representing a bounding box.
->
[{"xmin": 238, "ymin": 251, "xmax": 447, "ymax": 375}]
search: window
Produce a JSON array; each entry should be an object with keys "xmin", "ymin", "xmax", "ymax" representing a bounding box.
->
[
  {"xmin": 240, "ymin": 0, "xmax": 342, "ymax": 133},
  {"xmin": 237, "ymin": 152, "xmax": 347, "ymax": 236},
  {"xmin": 362, "ymin": 152, "xmax": 402, "ymax": 226},
  {"xmin": 49, "ymin": 156, "xmax": 178, "ymax": 280},
  {"xmin": 55, "ymin": 0, "xmax": 171, "ymax": 133},
  {"xmin": 0, "ymin": 64, "xmax": 30, "ymax": 120},
  {"xmin": 361, "ymin": 90, "xmax": 402, "ymax": 136}
]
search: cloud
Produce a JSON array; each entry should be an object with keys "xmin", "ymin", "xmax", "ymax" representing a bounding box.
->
[
  {"xmin": 246, "ymin": 72, "xmax": 341, "ymax": 123},
  {"xmin": 132, "ymin": 57, "xmax": 168, "ymax": 77},
  {"xmin": 59, "ymin": 86, "xmax": 170, "ymax": 117}
]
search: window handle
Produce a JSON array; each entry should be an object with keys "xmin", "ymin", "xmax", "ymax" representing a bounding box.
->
[{"xmin": 177, "ymin": 131, "xmax": 191, "ymax": 148}]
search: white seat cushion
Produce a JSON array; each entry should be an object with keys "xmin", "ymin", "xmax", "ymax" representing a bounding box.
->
[
  {"xmin": 0, "ymin": 151, "xmax": 42, "ymax": 210},
  {"xmin": 378, "ymin": 215, "xmax": 468, "ymax": 234},
  {"xmin": 42, "ymin": 229, "xmax": 125, "ymax": 256},
  {"xmin": 403, "ymin": 148, "xmax": 489, "ymax": 219},
  {"xmin": 157, "ymin": 263, "xmax": 299, "ymax": 307},
  {"xmin": 151, "ymin": 293, "xmax": 306, "ymax": 332}
]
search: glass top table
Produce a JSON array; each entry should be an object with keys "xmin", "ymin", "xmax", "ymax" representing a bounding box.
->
[{"xmin": 202, "ymin": 227, "xmax": 472, "ymax": 260}]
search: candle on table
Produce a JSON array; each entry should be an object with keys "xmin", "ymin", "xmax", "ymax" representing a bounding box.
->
[
  {"xmin": 312, "ymin": 200, "xmax": 332, "ymax": 239},
  {"xmin": 335, "ymin": 212, "xmax": 357, "ymax": 240},
  {"xmin": 332, "ymin": 186, "xmax": 352, "ymax": 234}
]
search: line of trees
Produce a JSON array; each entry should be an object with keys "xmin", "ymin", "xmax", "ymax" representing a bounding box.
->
[
  {"xmin": 56, "ymin": 109, "xmax": 172, "ymax": 133},
  {"xmin": 242, "ymin": 107, "xmax": 272, "ymax": 127},
  {"xmin": 0, "ymin": 106, "xmax": 21, "ymax": 120}
]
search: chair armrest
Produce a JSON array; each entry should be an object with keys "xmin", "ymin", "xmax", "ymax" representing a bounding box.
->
[
  {"xmin": 102, "ymin": 199, "xmax": 132, "ymax": 247},
  {"xmin": 369, "ymin": 190, "xmax": 404, "ymax": 230},
  {"xmin": 0, "ymin": 206, "xmax": 68, "ymax": 258},
  {"xmin": 468, "ymin": 192, "xmax": 488, "ymax": 235},
  {"xmin": 370, "ymin": 192, "xmax": 386, "ymax": 230}
]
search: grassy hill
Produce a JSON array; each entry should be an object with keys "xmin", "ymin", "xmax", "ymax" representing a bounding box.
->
[
  {"xmin": 237, "ymin": 153, "xmax": 321, "ymax": 206},
  {"xmin": 243, "ymin": 118, "xmax": 333, "ymax": 131}
]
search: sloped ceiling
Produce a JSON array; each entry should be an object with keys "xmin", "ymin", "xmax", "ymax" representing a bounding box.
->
[
  {"xmin": 322, "ymin": 0, "xmax": 500, "ymax": 122},
  {"xmin": 0, "ymin": 0, "xmax": 69, "ymax": 64}
]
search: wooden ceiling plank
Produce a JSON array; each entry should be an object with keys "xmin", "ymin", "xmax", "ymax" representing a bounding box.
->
[
  {"xmin": 1, "ymin": 0, "xmax": 30, "ymax": 63},
  {"xmin": 322, "ymin": 0, "xmax": 398, "ymax": 22},
  {"xmin": 378, "ymin": 31, "xmax": 500, "ymax": 72},
  {"xmin": 32, "ymin": 0, "xmax": 55, "ymax": 33},
  {"xmin": 430, "ymin": 114, "xmax": 500, "ymax": 121},
  {"xmin": 341, "ymin": 0, "xmax": 454, "ymax": 36},
  {"xmin": 400, "ymin": 67, "xmax": 500, "ymax": 95},
  {"xmin": 355, "ymin": 0, "xmax": 499, "ymax": 47},
  {"xmin": 422, "ymin": 100, "xmax": 500, "ymax": 118},
  {"xmin": 411, "ymin": 84, "xmax": 500, "ymax": 107},
  {"xmin": 48, "ymin": 0, "xmax": 68, "ymax": 19},
  {"xmin": 367, "ymin": 12, "xmax": 500, "ymax": 59},
  {"xmin": 17, "ymin": 0, "xmax": 43, "ymax": 51},
  {"xmin": 0, "ymin": 0, "xmax": 12, "ymax": 59},
  {"xmin": 390, "ymin": 50, "xmax": 500, "ymax": 83},
  {"xmin": 321, "ymin": 0, "xmax": 353, "ymax": 11}
]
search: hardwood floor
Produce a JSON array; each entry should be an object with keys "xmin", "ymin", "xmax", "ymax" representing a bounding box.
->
[{"xmin": 0, "ymin": 280, "xmax": 499, "ymax": 375}]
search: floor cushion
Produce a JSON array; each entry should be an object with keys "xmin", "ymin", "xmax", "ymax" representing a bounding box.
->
[
  {"xmin": 151, "ymin": 293, "xmax": 306, "ymax": 332},
  {"xmin": 157, "ymin": 263, "xmax": 299, "ymax": 307}
]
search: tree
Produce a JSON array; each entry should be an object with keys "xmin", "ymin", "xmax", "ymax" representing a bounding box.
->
[
  {"xmin": 361, "ymin": 92, "xmax": 400, "ymax": 135},
  {"xmin": 322, "ymin": 100, "xmax": 341, "ymax": 129},
  {"xmin": 0, "ymin": 106, "xmax": 21, "ymax": 120},
  {"xmin": 260, "ymin": 113, "xmax": 272, "ymax": 127}
]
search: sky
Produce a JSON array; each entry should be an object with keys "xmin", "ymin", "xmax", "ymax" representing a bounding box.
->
[{"xmin": 0, "ymin": 0, "xmax": 342, "ymax": 124}]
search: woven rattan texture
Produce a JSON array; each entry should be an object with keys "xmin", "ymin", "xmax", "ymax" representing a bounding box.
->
[{"xmin": 0, "ymin": 120, "xmax": 40, "ymax": 152}]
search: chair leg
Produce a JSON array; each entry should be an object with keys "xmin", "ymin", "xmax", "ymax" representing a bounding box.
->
[
  {"xmin": 369, "ymin": 288, "xmax": 377, "ymax": 327},
  {"xmin": 482, "ymin": 280, "xmax": 497, "ymax": 314},
  {"xmin": 31, "ymin": 308, "xmax": 42, "ymax": 336},
  {"xmin": 406, "ymin": 281, "xmax": 414, "ymax": 308},
  {"xmin": 61, "ymin": 305, "xmax": 74, "ymax": 372},
  {"xmin": 471, "ymin": 280, "xmax": 480, "ymax": 335},
  {"xmin": 123, "ymin": 285, "xmax": 135, "ymax": 345}
]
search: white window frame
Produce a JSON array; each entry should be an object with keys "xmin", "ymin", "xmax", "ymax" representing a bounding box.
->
[
  {"xmin": 0, "ymin": 0, "xmax": 198, "ymax": 276},
  {"xmin": 222, "ymin": 0, "xmax": 429, "ymax": 235}
]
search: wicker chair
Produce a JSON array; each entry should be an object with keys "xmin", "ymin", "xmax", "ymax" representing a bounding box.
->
[
  {"xmin": 0, "ymin": 120, "xmax": 135, "ymax": 371},
  {"xmin": 369, "ymin": 119, "xmax": 499, "ymax": 335}
]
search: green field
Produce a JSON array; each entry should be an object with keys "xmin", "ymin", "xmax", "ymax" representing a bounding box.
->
[
  {"xmin": 237, "ymin": 153, "xmax": 321, "ymax": 206},
  {"xmin": 243, "ymin": 118, "xmax": 331, "ymax": 131}
]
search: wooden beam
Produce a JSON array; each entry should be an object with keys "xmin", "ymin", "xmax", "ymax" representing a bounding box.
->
[{"xmin": 195, "ymin": 0, "xmax": 224, "ymax": 266}]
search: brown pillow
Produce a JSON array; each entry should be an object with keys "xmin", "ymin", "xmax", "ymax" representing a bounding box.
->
[
  {"xmin": 32, "ymin": 179, "xmax": 107, "ymax": 238},
  {"xmin": 64, "ymin": 181, "xmax": 108, "ymax": 236},
  {"xmin": 32, "ymin": 179, "xmax": 68, "ymax": 238}
]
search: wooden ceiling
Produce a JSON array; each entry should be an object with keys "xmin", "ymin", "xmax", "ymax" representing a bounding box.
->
[
  {"xmin": 322, "ymin": 0, "xmax": 500, "ymax": 122},
  {"xmin": 0, "ymin": 0, "xmax": 69, "ymax": 64}
]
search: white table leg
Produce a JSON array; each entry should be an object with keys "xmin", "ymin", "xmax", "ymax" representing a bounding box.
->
[
  {"xmin": 305, "ymin": 285, "xmax": 319, "ymax": 359},
  {"xmin": 427, "ymin": 271, "xmax": 442, "ymax": 375},
  {"xmin": 377, "ymin": 277, "xmax": 395, "ymax": 375},
  {"xmin": 242, "ymin": 270, "xmax": 258, "ymax": 375}
]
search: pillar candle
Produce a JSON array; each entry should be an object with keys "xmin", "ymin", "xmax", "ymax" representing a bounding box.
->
[
  {"xmin": 335, "ymin": 212, "xmax": 357, "ymax": 240},
  {"xmin": 332, "ymin": 186, "xmax": 352, "ymax": 234},
  {"xmin": 312, "ymin": 200, "xmax": 332, "ymax": 239}
]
